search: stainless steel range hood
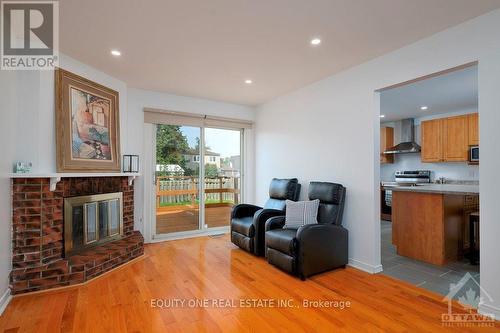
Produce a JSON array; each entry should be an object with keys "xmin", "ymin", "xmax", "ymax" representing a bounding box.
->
[{"xmin": 384, "ymin": 118, "xmax": 421, "ymax": 154}]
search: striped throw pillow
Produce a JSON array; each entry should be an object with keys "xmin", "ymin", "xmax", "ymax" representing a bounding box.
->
[{"xmin": 284, "ymin": 199, "xmax": 320, "ymax": 229}]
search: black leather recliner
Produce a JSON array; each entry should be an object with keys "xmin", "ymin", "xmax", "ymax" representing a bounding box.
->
[
  {"xmin": 230, "ymin": 178, "xmax": 301, "ymax": 256},
  {"xmin": 265, "ymin": 182, "xmax": 347, "ymax": 279}
]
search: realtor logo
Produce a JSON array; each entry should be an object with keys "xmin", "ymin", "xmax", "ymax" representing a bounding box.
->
[
  {"xmin": 1, "ymin": 0, "xmax": 59, "ymax": 70},
  {"xmin": 441, "ymin": 272, "xmax": 495, "ymax": 327}
]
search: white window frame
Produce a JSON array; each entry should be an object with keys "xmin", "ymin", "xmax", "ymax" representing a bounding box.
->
[{"xmin": 143, "ymin": 118, "xmax": 246, "ymax": 243}]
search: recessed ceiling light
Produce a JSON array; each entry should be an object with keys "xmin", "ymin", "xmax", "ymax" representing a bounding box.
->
[
  {"xmin": 310, "ymin": 38, "xmax": 321, "ymax": 46},
  {"xmin": 420, "ymin": 106, "xmax": 429, "ymax": 110},
  {"xmin": 380, "ymin": 115, "xmax": 385, "ymax": 118},
  {"xmin": 111, "ymin": 50, "xmax": 121, "ymax": 56},
  {"xmin": 244, "ymin": 79, "xmax": 253, "ymax": 84}
]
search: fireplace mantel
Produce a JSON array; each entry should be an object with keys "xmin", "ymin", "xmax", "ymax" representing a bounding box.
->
[{"xmin": 9, "ymin": 172, "xmax": 140, "ymax": 191}]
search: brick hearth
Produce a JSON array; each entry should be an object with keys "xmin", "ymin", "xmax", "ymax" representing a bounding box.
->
[{"xmin": 10, "ymin": 177, "xmax": 144, "ymax": 294}]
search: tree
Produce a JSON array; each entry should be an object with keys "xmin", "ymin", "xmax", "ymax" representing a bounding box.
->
[
  {"xmin": 204, "ymin": 164, "xmax": 219, "ymax": 178},
  {"xmin": 221, "ymin": 157, "xmax": 231, "ymax": 168},
  {"xmin": 194, "ymin": 137, "xmax": 213, "ymax": 152},
  {"xmin": 155, "ymin": 125, "xmax": 220, "ymax": 177},
  {"xmin": 156, "ymin": 125, "xmax": 190, "ymax": 174}
]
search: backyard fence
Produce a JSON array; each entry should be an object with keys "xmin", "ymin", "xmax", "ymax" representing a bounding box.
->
[{"xmin": 156, "ymin": 176, "xmax": 240, "ymax": 207}]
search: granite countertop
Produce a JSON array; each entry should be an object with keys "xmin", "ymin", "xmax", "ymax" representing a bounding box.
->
[{"xmin": 382, "ymin": 183, "xmax": 479, "ymax": 195}]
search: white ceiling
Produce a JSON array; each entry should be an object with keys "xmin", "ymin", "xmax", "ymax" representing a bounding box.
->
[
  {"xmin": 380, "ymin": 65, "xmax": 478, "ymax": 122},
  {"xmin": 59, "ymin": 0, "xmax": 500, "ymax": 106}
]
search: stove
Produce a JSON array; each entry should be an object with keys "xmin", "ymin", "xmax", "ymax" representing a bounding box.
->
[
  {"xmin": 381, "ymin": 170, "xmax": 431, "ymax": 208},
  {"xmin": 394, "ymin": 170, "xmax": 431, "ymax": 185}
]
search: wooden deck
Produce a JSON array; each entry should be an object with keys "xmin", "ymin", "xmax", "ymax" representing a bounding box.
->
[
  {"xmin": 0, "ymin": 235, "xmax": 497, "ymax": 332},
  {"xmin": 156, "ymin": 205, "xmax": 231, "ymax": 234}
]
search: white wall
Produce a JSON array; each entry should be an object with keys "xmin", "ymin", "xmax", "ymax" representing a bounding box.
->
[
  {"xmin": 381, "ymin": 109, "xmax": 479, "ymax": 182},
  {"xmin": 0, "ymin": 70, "xmax": 17, "ymax": 312},
  {"xmin": 255, "ymin": 9, "xmax": 500, "ymax": 316},
  {"xmin": 127, "ymin": 88, "xmax": 255, "ymax": 240},
  {"xmin": 0, "ymin": 54, "xmax": 128, "ymax": 312},
  {"xmin": 0, "ymin": 55, "xmax": 256, "ymax": 308},
  {"xmin": 10, "ymin": 55, "xmax": 129, "ymax": 173},
  {"xmin": 1, "ymin": 52, "xmax": 256, "ymax": 236}
]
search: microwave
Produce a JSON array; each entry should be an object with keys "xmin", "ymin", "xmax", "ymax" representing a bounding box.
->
[{"xmin": 469, "ymin": 146, "xmax": 479, "ymax": 163}]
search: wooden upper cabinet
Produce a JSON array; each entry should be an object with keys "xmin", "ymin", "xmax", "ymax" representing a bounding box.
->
[
  {"xmin": 421, "ymin": 119, "xmax": 443, "ymax": 162},
  {"xmin": 443, "ymin": 115, "xmax": 469, "ymax": 162},
  {"xmin": 468, "ymin": 113, "xmax": 479, "ymax": 145},
  {"xmin": 380, "ymin": 127, "xmax": 394, "ymax": 164},
  {"xmin": 421, "ymin": 113, "xmax": 476, "ymax": 163}
]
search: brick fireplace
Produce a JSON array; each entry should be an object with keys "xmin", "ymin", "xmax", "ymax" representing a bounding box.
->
[{"xmin": 10, "ymin": 176, "xmax": 144, "ymax": 294}]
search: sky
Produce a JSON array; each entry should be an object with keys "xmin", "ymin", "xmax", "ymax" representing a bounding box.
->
[{"xmin": 181, "ymin": 126, "xmax": 241, "ymax": 158}]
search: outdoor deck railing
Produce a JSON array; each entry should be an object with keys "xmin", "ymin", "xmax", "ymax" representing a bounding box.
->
[{"xmin": 156, "ymin": 176, "xmax": 240, "ymax": 208}]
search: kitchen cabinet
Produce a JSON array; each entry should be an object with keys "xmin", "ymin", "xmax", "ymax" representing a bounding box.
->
[
  {"xmin": 421, "ymin": 118, "xmax": 443, "ymax": 162},
  {"xmin": 468, "ymin": 113, "xmax": 479, "ymax": 145},
  {"xmin": 421, "ymin": 113, "xmax": 476, "ymax": 163},
  {"xmin": 380, "ymin": 127, "xmax": 394, "ymax": 164},
  {"xmin": 443, "ymin": 115, "xmax": 469, "ymax": 162},
  {"xmin": 392, "ymin": 191, "xmax": 465, "ymax": 266}
]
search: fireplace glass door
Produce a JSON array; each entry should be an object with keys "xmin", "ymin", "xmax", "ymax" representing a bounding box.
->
[
  {"xmin": 64, "ymin": 192, "xmax": 123, "ymax": 256},
  {"xmin": 85, "ymin": 202, "xmax": 98, "ymax": 244},
  {"xmin": 109, "ymin": 199, "xmax": 120, "ymax": 236}
]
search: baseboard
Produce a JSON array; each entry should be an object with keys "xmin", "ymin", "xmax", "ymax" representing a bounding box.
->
[
  {"xmin": 348, "ymin": 258, "xmax": 383, "ymax": 274},
  {"xmin": 0, "ymin": 288, "xmax": 12, "ymax": 316},
  {"xmin": 150, "ymin": 227, "xmax": 229, "ymax": 243},
  {"xmin": 478, "ymin": 302, "xmax": 500, "ymax": 320}
]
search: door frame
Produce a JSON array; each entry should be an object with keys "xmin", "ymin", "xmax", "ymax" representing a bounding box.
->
[
  {"xmin": 143, "ymin": 123, "xmax": 244, "ymax": 243},
  {"xmin": 375, "ymin": 61, "xmax": 479, "ymax": 273}
]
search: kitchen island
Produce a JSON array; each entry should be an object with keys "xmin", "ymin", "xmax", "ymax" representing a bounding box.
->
[
  {"xmin": 384, "ymin": 183, "xmax": 478, "ymax": 195},
  {"xmin": 384, "ymin": 184, "xmax": 479, "ymax": 266}
]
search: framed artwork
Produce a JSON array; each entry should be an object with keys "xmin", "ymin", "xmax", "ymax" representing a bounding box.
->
[{"xmin": 55, "ymin": 68, "xmax": 121, "ymax": 172}]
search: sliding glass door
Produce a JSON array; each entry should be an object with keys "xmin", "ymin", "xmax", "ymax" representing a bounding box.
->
[
  {"xmin": 154, "ymin": 124, "xmax": 243, "ymax": 237},
  {"xmin": 155, "ymin": 125, "xmax": 202, "ymax": 234},
  {"xmin": 203, "ymin": 128, "xmax": 242, "ymax": 228}
]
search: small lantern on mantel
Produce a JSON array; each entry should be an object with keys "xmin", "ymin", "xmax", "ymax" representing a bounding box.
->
[{"xmin": 123, "ymin": 155, "xmax": 139, "ymax": 173}]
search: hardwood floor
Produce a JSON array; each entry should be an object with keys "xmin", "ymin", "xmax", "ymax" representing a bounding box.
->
[{"xmin": 0, "ymin": 235, "xmax": 497, "ymax": 332}]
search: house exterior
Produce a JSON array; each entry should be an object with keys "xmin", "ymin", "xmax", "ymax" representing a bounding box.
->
[
  {"xmin": 183, "ymin": 149, "xmax": 221, "ymax": 171},
  {"xmin": 220, "ymin": 155, "xmax": 241, "ymax": 177}
]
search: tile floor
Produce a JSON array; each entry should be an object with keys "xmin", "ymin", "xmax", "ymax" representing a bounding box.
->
[{"xmin": 380, "ymin": 220, "xmax": 479, "ymax": 299}]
